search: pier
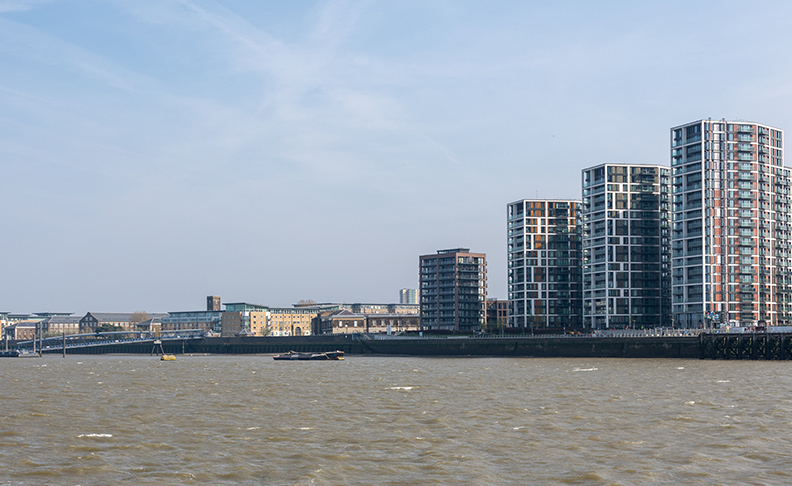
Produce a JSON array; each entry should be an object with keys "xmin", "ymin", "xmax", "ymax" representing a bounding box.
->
[
  {"xmin": 11, "ymin": 330, "xmax": 206, "ymax": 356},
  {"xmin": 699, "ymin": 332, "xmax": 792, "ymax": 360}
]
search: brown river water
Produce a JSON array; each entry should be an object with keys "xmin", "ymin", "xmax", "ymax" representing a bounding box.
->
[{"xmin": 2, "ymin": 355, "xmax": 792, "ymax": 485}]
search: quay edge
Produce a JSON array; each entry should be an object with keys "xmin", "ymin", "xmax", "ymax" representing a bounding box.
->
[{"xmin": 31, "ymin": 335, "xmax": 702, "ymax": 359}]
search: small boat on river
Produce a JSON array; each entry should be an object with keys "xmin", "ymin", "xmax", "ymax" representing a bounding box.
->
[
  {"xmin": 273, "ymin": 350, "xmax": 344, "ymax": 361},
  {"xmin": 160, "ymin": 354, "xmax": 176, "ymax": 361}
]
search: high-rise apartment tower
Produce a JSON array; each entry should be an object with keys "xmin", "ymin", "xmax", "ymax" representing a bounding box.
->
[
  {"xmin": 581, "ymin": 164, "xmax": 672, "ymax": 328},
  {"xmin": 507, "ymin": 200, "xmax": 582, "ymax": 329},
  {"xmin": 419, "ymin": 248, "xmax": 487, "ymax": 331},
  {"xmin": 671, "ymin": 119, "xmax": 792, "ymax": 327}
]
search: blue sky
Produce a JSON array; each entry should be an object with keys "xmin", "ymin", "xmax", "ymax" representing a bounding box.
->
[{"xmin": 3, "ymin": 0, "xmax": 792, "ymax": 313}]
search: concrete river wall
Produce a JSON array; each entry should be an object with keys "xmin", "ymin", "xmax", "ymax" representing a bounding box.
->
[{"xmin": 59, "ymin": 335, "xmax": 702, "ymax": 359}]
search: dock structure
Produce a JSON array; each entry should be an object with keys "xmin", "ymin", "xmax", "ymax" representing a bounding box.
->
[
  {"xmin": 11, "ymin": 330, "xmax": 206, "ymax": 356},
  {"xmin": 6, "ymin": 330, "xmax": 792, "ymax": 359},
  {"xmin": 699, "ymin": 332, "xmax": 792, "ymax": 360}
]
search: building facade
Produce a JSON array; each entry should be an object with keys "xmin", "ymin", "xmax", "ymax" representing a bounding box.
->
[
  {"xmin": 40, "ymin": 315, "xmax": 82, "ymax": 336},
  {"xmin": 220, "ymin": 303, "xmax": 317, "ymax": 337},
  {"xmin": 162, "ymin": 296, "xmax": 223, "ymax": 334},
  {"xmin": 399, "ymin": 289, "xmax": 418, "ymax": 305},
  {"xmin": 507, "ymin": 200, "xmax": 582, "ymax": 329},
  {"xmin": 485, "ymin": 298, "xmax": 508, "ymax": 332},
  {"xmin": 266, "ymin": 307, "xmax": 316, "ymax": 336},
  {"xmin": 3, "ymin": 322, "xmax": 36, "ymax": 340},
  {"xmin": 161, "ymin": 310, "xmax": 222, "ymax": 333},
  {"xmin": 419, "ymin": 248, "xmax": 487, "ymax": 331},
  {"xmin": 313, "ymin": 310, "xmax": 420, "ymax": 335},
  {"xmin": 365, "ymin": 314, "xmax": 420, "ymax": 334},
  {"xmin": 221, "ymin": 303, "xmax": 267, "ymax": 337},
  {"xmin": 671, "ymin": 119, "xmax": 792, "ymax": 327},
  {"xmin": 207, "ymin": 296, "xmax": 221, "ymax": 311},
  {"xmin": 79, "ymin": 312, "xmax": 167, "ymax": 333},
  {"xmin": 309, "ymin": 303, "xmax": 419, "ymax": 315},
  {"xmin": 581, "ymin": 164, "xmax": 672, "ymax": 328},
  {"xmin": 314, "ymin": 310, "xmax": 367, "ymax": 334}
]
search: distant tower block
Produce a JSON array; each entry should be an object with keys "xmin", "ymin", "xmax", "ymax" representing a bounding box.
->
[
  {"xmin": 419, "ymin": 248, "xmax": 487, "ymax": 331},
  {"xmin": 207, "ymin": 296, "xmax": 221, "ymax": 311},
  {"xmin": 399, "ymin": 288, "xmax": 417, "ymax": 304}
]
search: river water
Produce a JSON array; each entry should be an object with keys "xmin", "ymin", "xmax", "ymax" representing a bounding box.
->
[{"xmin": 2, "ymin": 355, "xmax": 792, "ymax": 485}]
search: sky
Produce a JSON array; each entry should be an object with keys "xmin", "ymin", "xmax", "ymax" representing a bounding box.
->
[{"xmin": 4, "ymin": 0, "xmax": 792, "ymax": 314}]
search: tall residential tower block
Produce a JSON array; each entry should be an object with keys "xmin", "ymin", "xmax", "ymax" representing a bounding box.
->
[
  {"xmin": 419, "ymin": 248, "xmax": 487, "ymax": 331},
  {"xmin": 581, "ymin": 164, "xmax": 672, "ymax": 328},
  {"xmin": 671, "ymin": 119, "xmax": 792, "ymax": 327},
  {"xmin": 507, "ymin": 200, "xmax": 582, "ymax": 329}
]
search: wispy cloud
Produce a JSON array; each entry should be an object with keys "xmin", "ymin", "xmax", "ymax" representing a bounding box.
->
[
  {"xmin": 0, "ymin": 0, "xmax": 51, "ymax": 13},
  {"xmin": 421, "ymin": 134, "xmax": 462, "ymax": 166},
  {"xmin": 115, "ymin": 0, "xmax": 420, "ymax": 180},
  {"xmin": 0, "ymin": 17, "xmax": 152, "ymax": 91},
  {"xmin": 6, "ymin": 0, "xmax": 792, "ymax": 312}
]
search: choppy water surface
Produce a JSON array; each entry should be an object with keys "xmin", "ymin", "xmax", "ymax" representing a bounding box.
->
[{"xmin": 2, "ymin": 355, "xmax": 792, "ymax": 485}]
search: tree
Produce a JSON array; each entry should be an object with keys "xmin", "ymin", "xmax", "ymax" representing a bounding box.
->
[
  {"xmin": 96, "ymin": 323, "xmax": 122, "ymax": 333},
  {"xmin": 130, "ymin": 311, "xmax": 151, "ymax": 324}
]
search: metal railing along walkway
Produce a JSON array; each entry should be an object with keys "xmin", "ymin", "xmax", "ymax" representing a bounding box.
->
[
  {"xmin": 15, "ymin": 330, "xmax": 207, "ymax": 356},
  {"xmin": 367, "ymin": 328, "xmax": 703, "ymax": 340}
]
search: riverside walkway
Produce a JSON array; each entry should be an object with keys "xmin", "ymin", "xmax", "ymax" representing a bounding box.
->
[{"xmin": 368, "ymin": 328, "xmax": 703, "ymax": 340}]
